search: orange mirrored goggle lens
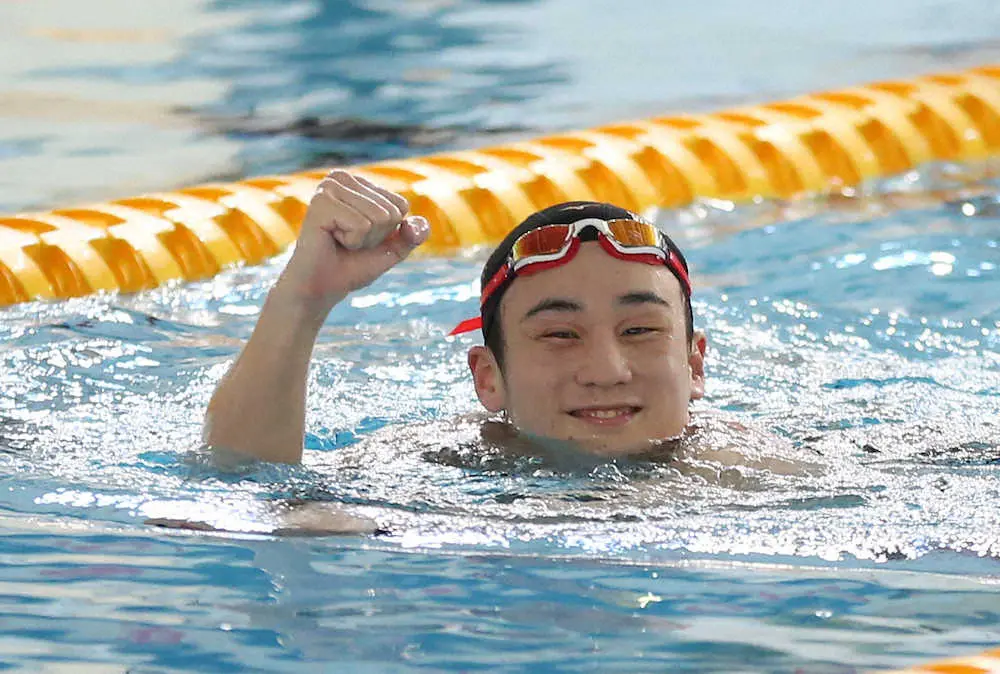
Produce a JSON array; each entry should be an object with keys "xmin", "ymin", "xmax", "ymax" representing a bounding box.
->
[
  {"xmin": 606, "ymin": 219, "xmax": 660, "ymax": 247},
  {"xmin": 509, "ymin": 224, "xmax": 573, "ymax": 260},
  {"xmin": 509, "ymin": 220, "xmax": 661, "ymax": 262}
]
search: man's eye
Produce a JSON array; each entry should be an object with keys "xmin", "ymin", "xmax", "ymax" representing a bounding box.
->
[
  {"xmin": 543, "ymin": 330, "xmax": 578, "ymax": 339},
  {"xmin": 622, "ymin": 326, "xmax": 657, "ymax": 336}
]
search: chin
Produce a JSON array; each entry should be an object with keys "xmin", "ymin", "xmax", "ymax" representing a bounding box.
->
[
  {"xmin": 569, "ymin": 434, "xmax": 672, "ymax": 457},
  {"xmin": 514, "ymin": 413, "xmax": 687, "ymax": 457},
  {"xmin": 564, "ymin": 423, "xmax": 687, "ymax": 457}
]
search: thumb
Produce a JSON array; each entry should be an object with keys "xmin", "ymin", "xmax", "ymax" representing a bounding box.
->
[
  {"xmin": 390, "ymin": 215, "xmax": 431, "ymax": 251},
  {"xmin": 354, "ymin": 215, "xmax": 431, "ymax": 272}
]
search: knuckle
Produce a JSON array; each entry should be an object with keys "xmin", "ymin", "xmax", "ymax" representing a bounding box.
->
[
  {"xmin": 370, "ymin": 199, "xmax": 393, "ymax": 221},
  {"xmin": 337, "ymin": 231, "xmax": 360, "ymax": 248}
]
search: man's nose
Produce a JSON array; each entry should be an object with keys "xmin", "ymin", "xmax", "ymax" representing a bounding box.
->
[{"xmin": 574, "ymin": 333, "xmax": 633, "ymax": 387}]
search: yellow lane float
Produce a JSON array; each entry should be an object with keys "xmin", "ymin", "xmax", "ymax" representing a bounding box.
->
[
  {"xmin": 1, "ymin": 65, "xmax": 998, "ymax": 306},
  {"xmin": 878, "ymin": 646, "xmax": 1000, "ymax": 673}
]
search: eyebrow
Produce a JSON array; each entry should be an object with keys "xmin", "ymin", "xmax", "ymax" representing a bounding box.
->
[
  {"xmin": 617, "ymin": 291, "xmax": 671, "ymax": 308},
  {"xmin": 521, "ymin": 291, "xmax": 671, "ymax": 322},
  {"xmin": 522, "ymin": 298, "xmax": 583, "ymax": 321}
]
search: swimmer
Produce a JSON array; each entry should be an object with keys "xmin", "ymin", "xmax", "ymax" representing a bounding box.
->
[
  {"xmin": 202, "ymin": 169, "xmax": 805, "ymax": 473},
  {"xmin": 165, "ymin": 169, "xmax": 815, "ymax": 535}
]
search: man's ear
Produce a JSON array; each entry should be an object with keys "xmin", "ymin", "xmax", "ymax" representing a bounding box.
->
[
  {"xmin": 688, "ymin": 331, "xmax": 707, "ymax": 400},
  {"xmin": 468, "ymin": 345, "xmax": 506, "ymax": 412}
]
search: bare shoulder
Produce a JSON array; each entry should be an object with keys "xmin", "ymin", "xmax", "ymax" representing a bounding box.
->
[{"xmin": 678, "ymin": 411, "xmax": 823, "ymax": 477}]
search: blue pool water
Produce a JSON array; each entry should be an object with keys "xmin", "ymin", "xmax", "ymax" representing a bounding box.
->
[
  {"xmin": 3, "ymin": 1, "xmax": 1000, "ymax": 671},
  {"xmin": 2, "ymin": 170, "xmax": 999, "ymax": 671}
]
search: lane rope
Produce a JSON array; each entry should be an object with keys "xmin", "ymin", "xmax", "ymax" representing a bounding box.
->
[
  {"xmin": 876, "ymin": 647, "xmax": 1000, "ymax": 673},
  {"xmin": 0, "ymin": 65, "xmax": 998, "ymax": 305}
]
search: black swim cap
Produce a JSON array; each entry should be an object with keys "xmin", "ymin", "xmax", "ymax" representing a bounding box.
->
[{"xmin": 479, "ymin": 201, "xmax": 692, "ymax": 342}]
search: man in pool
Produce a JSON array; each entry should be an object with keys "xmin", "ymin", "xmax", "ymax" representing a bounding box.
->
[{"xmin": 203, "ymin": 169, "xmax": 707, "ymax": 464}]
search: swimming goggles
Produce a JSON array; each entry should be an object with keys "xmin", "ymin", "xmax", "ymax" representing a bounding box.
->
[{"xmin": 449, "ymin": 217, "xmax": 691, "ymax": 335}]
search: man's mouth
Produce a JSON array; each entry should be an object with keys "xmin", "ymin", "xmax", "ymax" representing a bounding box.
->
[{"xmin": 568, "ymin": 406, "xmax": 641, "ymax": 426}]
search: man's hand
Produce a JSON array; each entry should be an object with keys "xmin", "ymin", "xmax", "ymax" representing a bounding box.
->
[
  {"xmin": 276, "ymin": 169, "xmax": 430, "ymax": 309},
  {"xmin": 203, "ymin": 170, "xmax": 430, "ymax": 464},
  {"xmin": 145, "ymin": 500, "xmax": 381, "ymax": 537}
]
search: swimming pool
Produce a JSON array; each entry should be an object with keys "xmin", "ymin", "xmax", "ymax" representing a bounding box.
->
[{"xmin": 3, "ymin": 1, "xmax": 1000, "ymax": 671}]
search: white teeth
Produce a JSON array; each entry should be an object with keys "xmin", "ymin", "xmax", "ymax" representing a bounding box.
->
[{"xmin": 581, "ymin": 408, "xmax": 629, "ymax": 418}]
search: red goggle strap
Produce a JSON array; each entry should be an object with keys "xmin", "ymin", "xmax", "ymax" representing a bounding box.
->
[
  {"xmin": 479, "ymin": 237, "xmax": 690, "ymax": 307},
  {"xmin": 449, "ymin": 227, "xmax": 693, "ymax": 337},
  {"xmin": 479, "ymin": 261, "xmax": 512, "ymax": 308},
  {"xmin": 448, "ymin": 316, "xmax": 483, "ymax": 336},
  {"xmin": 667, "ymin": 250, "xmax": 692, "ymax": 296}
]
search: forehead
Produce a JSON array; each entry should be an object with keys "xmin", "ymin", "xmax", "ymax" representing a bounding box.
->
[{"xmin": 500, "ymin": 241, "xmax": 685, "ymax": 315}]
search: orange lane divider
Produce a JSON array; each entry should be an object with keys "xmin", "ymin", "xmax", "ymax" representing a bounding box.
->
[
  {"xmin": 1, "ymin": 65, "xmax": 999, "ymax": 306},
  {"xmin": 877, "ymin": 647, "xmax": 1000, "ymax": 673}
]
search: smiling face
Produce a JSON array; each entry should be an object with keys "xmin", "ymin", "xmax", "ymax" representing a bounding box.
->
[{"xmin": 468, "ymin": 241, "xmax": 706, "ymax": 456}]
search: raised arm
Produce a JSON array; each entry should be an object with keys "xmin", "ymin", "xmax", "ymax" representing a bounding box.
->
[{"xmin": 203, "ymin": 170, "xmax": 430, "ymax": 463}]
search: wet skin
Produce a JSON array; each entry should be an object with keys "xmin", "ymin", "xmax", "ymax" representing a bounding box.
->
[{"xmin": 468, "ymin": 241, "xmax": 706, "ymax": 456}]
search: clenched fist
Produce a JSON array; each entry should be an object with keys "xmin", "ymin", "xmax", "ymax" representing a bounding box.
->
[{"xmin": 276, "ymin": 169, "xmax": 431, "ymax": 309}]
